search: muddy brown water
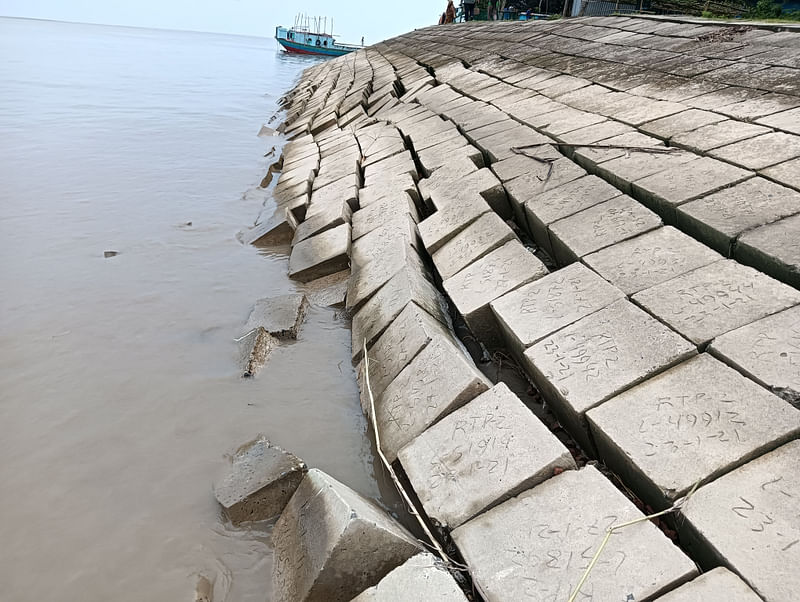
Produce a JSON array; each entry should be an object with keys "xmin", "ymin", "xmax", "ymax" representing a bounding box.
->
[{"xmin": 0, "ymin": 17, "xmax": 395, "ymax": 601}]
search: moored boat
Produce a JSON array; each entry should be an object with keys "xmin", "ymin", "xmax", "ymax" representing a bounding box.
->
[{"xmin": 275, "ymin": 15, "xmax": 362, "ymax": 57}]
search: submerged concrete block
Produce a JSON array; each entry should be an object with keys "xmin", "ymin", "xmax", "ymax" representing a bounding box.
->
[
  {"xmin": 523, "ymin": 299, "xmax": 696, "ymax": 451},
  {"xmin": 588, "ymin": 353, "xmax": 800, "ymax": 507},
  {"xmin": 375, "ymin": 337, "xmax": 491, "ymax": 462},
  {"xmin": 490, "ymin": 262, "xmax": 625, "ymax": 359},
  {"xmin": 443, "ymin": 241, "xmax": 549, "ymax": 348},
  {"xmin": 238, "ymin": 207, "xmax": 297, "ymax": 247},
  {"xmin": 272, "ymin": 469, "xmax": 422, "ymax": 602},
  {"xmin": 351, "ymin": 553, "xmax": 467, "ymax": 602},
  {"xmin": 709, "ymin": 305, "xmax": 800, "ymax": 404},
  {"xmin": 681, "ymin": 441, "xmax": 800, "ymax": 602},
  {"xmin": 632, "ymin": 260, "xmax": 800, "ymax": 346},
  {"xmin": 452, "ymin": 466, "xmax": 697, "ymax": 602},
  {"xmin": 242, "ymin": 328, "xmax": 278, "ymax": 378},
  {"xmin": 304, "ymin": 269, "xmax": 349, "ymax": 308},
  {"xmin": 213, "ymin": 437, "xmax": 307, "ymax": 523},
  {"xmin": 582, "ymin": 226, "xmax": 721, "ymax": 295},
  {"xmin": 431, "ymin": 212, "xmax": 516, "ymax": 280},
  {"xmin": 288, "ymin": 223, "xmax": 351, "ymax": 283},
  {"xmin": 398, "ymin": 383, "xmax": 576, "ymax": 529},
  {"xmin": 655, "ymin": 567, "xmax": 761, "ymax": 602},
  {"xmin": 245, "ymin": 293, "xmax": 308, "ymax": 339}
]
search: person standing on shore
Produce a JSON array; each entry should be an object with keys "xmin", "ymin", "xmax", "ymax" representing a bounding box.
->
[
  {"xmin": 488, "ymin": 0, "xmax": 499, "ymax": 19},
  {"xmin": 463, "ymin": 0, "xmax": 476, "ymax": 20},
  {"xmin": 444, "ymin": 0, "xmax": 456, "ymax": 23}
]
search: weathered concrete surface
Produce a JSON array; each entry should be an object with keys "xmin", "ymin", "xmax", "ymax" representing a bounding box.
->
[
  {"xmin": 524, "ymin": 299, "xmax": 696, "ymax": 451},
  {"xmin": 288, "ymin": 223, "xmax": 351, "ymax": 283},
  {"xmin": 736, "ymin": 212, "xmax": 800, "ymax": 289},
  {"xmin": 351, "ymin": 553, "xmax": 467, "ymax": 602},
  {"xmin": 304, "ymin": 269, "xmax": 349, "ymax": 308},
  {"xmin": 431, "ymin": 211, "xmax": 516, "ymax": 280},
  {"xmin": 655, "ymin": 567, "xmax": 762, "ymax": 602},
  {"xmin": 398, "ymin": 383, "xmax": 575, "ymax": 529},
  {"xmin": 632, "ymin": 260, "xmax": 800, "ymax": 346},
  {"xmin": 491, "ymin": 262, "xmax": 625, "ymax": 359},
  {"xmin": 351, "ymin": 191, "xmax": 419, "ymax": 242},
  {"xmin": 214, "ymin": 437, "xmax": 307, "ymax": 523},
  {"xmin": 242, "ymin": 328, "xmax": 277, "ymax": 378},
  {"xmin": 443, "ymin": 240, "xmax": 549, "ymax": 348},
  {"xmin": 272, "ymin": 469, "xmax": 422, "ymax": 602},
  {"xmin": 709, "ymin": 305, "xmax": 800, "ymax": 404},
  {"xmin": 418, "ymin": 192, "xmax": 492, "ymax": 254},
  {"xmin": 583, "ymin": 226, "xmax": 722, "ymax": 295},
  {"xmin": 588, "ymin": 353, "xmax": 800, "ymax": 507},
  {"xmin": 681, "ymin": 441, "xmax": 800, "ymax": 602},
  {"xmin": 238, "ymin": 206, "xmax": 297, "ymax": 247},
  {"xmin": 375, "ymin": 337, "xmax": 491, "ymax": 463},
  {"xmin": 452, "ymin": 466, "xmax": 697, "ymax": 602},
  {"xmin": 245, "ymin": 293, "xmax": 307, "ymax": 339}
]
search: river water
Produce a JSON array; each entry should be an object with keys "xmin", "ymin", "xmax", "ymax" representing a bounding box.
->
[{"xmin": 0, "ymin": 17, "xmax": 385, "ymax": 602}]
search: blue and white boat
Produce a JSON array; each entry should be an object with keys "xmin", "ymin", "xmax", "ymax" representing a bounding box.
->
[{"xmin": 275, "ymin": 15, "xmax": 362, "ymax": 57}]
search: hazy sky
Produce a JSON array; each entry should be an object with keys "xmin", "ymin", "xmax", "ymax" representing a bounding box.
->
[{"xmin": 0, "ymin": 0, "xmax": 443, "ymax": 43}]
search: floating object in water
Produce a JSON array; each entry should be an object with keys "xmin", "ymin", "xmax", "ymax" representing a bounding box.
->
[{"xmin": 103, "ymin": 250, "xmax": 118, "ymax": 258}]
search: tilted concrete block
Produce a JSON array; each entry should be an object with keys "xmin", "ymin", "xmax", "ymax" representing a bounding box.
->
[
  {"xmin": 655, "ymin": 567, "xmax": 761, "ymax": 602},
  {"xmin": 245, "ymin": 293, "xmax": 308, "ymax": 339},
  {"xmin": 351, "ymin": 553, "xmax": 467, "ymax": 602},
  {"xmin": 288, "ymin": 223, "xmax": 351, "ymax": 283}
]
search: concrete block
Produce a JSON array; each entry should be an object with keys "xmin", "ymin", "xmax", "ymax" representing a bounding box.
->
[
  {"xmin": 654, "ymin": 567, "xmax": 761, "ymax": 602},
  {"xmin": 588, "ymin": 353, "xmax": 800, "ymax": 507},
  {"xmin": 419, "ymin": 193, "xmax": 491, "ymax": 255},
  {"xmin": 479, "ymin": 126, "xmax": 551, "ymax": 162},
  {"xmin": 375, "ymin": 337, "xmax": 491, "ymax": 462},
  {"xmin": 522, "ymin": 175, "xmax": 622, "ymax": 255},
  {"xmin": 421, "ymin": 167, "xmax": 509, "ymax": 219},
  {"xmin": 632, "ymin": 260, "xmax": 800, "ymax": 346},
  {"xmin": 671, "ymin": 120, "xmax": 771, "ymax": 153},
  {"xmin": 677, "ymin": 178, "xmax": 800, "ymax": 255},
  {"xmin": 245, "ymin": 293, "xmax": 308, "ymax": 339},
  {"xmin": 640, "ymin": 108, "xmax": 728, "ymax": 141},
  {"xmin": 523, "ymin": 299, "xmax": 696, "ymax": 451},
  {"xmin": 491, "ymin": 262, "xmax": 626, "ymax": 359},
  {"xmin": 241, "ymin": 328, "xmax": 278, "ymax": 378},
  {"xmin": 709, "ymin": 305, "xmax": 800, "ymax": 404},
  {"xmin": 288, "ymin": 223, "xmax": 351, "ymax": 283},
  {"xmin": 431, "ymin": 212, "xmax": 516, "ymax": 280},
  {"xmin": 272, "ymin": 469, "xmax": 422, "ymax": 602},
  {"xmin": 398, "ymin": 383, "xmax": 576, "ymax": 529},
  {"xmin": 680, "ymin": 441, "xmax": 800, "ymax": 602},
  {"xmin": 735, "ymin": 213, "xmax": 800, "ymax": 289},
  {"xmin": 594, "ymin": 147, "xmax": 698, "ymax": 195},
  {"xmin": 549, "ymin": 195, "xmax": 662, "ymax": 265},
  {"xmin": 238, "ymin": 207, "xmax": 297, "ymax": 247},
  {"xmin": 710, "ymin": 132, "xmax": 800, "ymax": 171},
  {"xmin": 304, "ymin": 269, "xmax": 349, "ymax": 308},
  {"xmin": 352, "ymin": 192, "xmax": 419, "ymax": 242},
  {"xmin": 359, "ymin": 172, "xmax": 419, "ymax": 206},
  {"xmin": 762, "ymin": 156, "xmax": 800, "ymax": 190},
  {"xmin": 452, "ymin": 466, "xmax": 697, "ymax": 602},
  {"xmin": 292, "ymin": 199, "xmax": 351, "ymax": 245},
  {"xmin": 351, "ymin": 553, "xmax": 467, "ymax": 602},
  {"xmin": 350, "ymin": 216, "xmax": 419, "ymax": 270},
  {"xmin": 351, "ymin": 264, "xmax": 448, "ymax": 363},
  {"xmin": 583, "ymin": 226, "xmax": 722, "ymax": 295},
  {"xmin": 417, "ymin": 140, "xmax": 484, "ymax": 177},
  {"xmin": 309, "ymin": 178, "xmax": 359, "ymax": 213},
  {"xmin": 214, "ymin": 437, "xmax": 306, "ymax": 523},
  {"xmin": 443, "ymin": 241, "xmax": 549, "ymax": 348}
]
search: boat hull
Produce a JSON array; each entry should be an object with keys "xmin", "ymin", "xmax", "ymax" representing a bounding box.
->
[{"xmin": 277, "ymin": 38, "xmax": 353, "ymax": 57}]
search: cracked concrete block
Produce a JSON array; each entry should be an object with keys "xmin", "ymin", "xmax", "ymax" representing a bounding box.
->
[
  {"xmin": 583, "ymin": 226, "xmax": 722, "ymax": 295},
  {"xmin": 443, "ymin": 241, "xmax": 549, "ymax": 348},
  {"xmin": 398, "ymin": 383, "xmax": 576, "ymax": 529},
  {"xmin": 241, "ymin": 328, "xmax": 278, "ymax": 378},
  {"xmin": 288, "ymin": 223, "xmax": 351, "ymax": 283},
  {"xmin": 680, "ymin": 441, "xmax": 800, "ymax": 602},
  {"xmin": 272, "ymin": 469, "xmax": 422, "ymax": 602},
  {"xmin": 491, "ymin": 262, "xmax": 625, "ymax": 360},
  {"xmin": 655, "ymin": 567, "xmax": 761, "ymax": 602},
  {"xmin": 245, "ymin": 293, "xmax": 308, "ymax": 339},
  {"xmin": 549, "ymin": 195, "xmax": 662, "ymax": 265},
  {"xmin": 351, "ymin": 553, "xmax": 467, "ymax": 602},
  {"xmin": 419, "ymin": 193, "xmax": 492, "ymax": 255},
  {"xmin": 213, "ymin": 437, "xmax": 307, "ymax": 523},
  {"xmin": 523, "ymin": 299, "xmax": 696, "ymax": 451},
  {"xmin": 452, "ymin": 466, "xmax": 697, "ymax": 602},
  {"xmin": 632, "ymin": 260, "xmax": 800, "ymax": 347},
  {"xmin": 709, "ymin": 305, "xmax": 800, "ymax": 406},
  {"xmin": 431, "ymin": 212, "xmax": 517, "ymax": 280},
  {"xmin": 375, "ymin": 337, "xmax": 491, "ymax": 463},
  {"xmin": 588, "ymin": 353, "xmax": 800, "ymax": 508}
]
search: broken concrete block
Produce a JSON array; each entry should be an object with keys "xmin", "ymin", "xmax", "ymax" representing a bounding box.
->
[
  {"xmin": 398, "ymin": 383, "xmax": 576, "ymax": 529},
  {"xmin": 443, "ymin": 241, "xmax": 549, "ymax": 348},
  {"xmin": 548, "ymin": 195, "xmax": 662, "ymax": 265},
  {"xmin": 490, "ymin": 262, "xmax": 625, "ymax": 360},
  {"xmin": 351, "ymin": 553, "xmax": 467, "ymax": 602},
  {"xmin": 588, "ymin": 353, "xmax": 800, "ymax": 508},
  {"xmin": 431, "ymin": 212, "xmax": 517, "ymax": 280},
  {"xmin": 242, "ymin": 328, "xmax": 278, "ymax": 378},
  {"xmin": 245, "ymin": 293, "xmax": 308, "ymax": 339},
  {"xmin": 452, "ymin": 466, "xmax": 697, "ymax": 602},
  {"xmin": 582, "ymin": 226, "xmax": 721, "ymax": 295},
  {"xmin": 681, "ymin": 441, "xmax": 800, "ymax": 602},
  {"xmin": 288, "ymin": 223, "xmax": 351, "ymax": 283},
  {"xmin": 272, "ymin": 469, "xmax": 422, "ymax": 602},
  {"xmin": 655, "ymin": 567, "xmax": 762, "ymax": 602},
  {"xmin": 419, "ymin": 193, "xmax": 492, "ymax": 255},
  {"xmin": 238, "ymin": 207, "xmax": 297, "ymax": 247},
  {"xmin": 632, "ymin": 260, "xmax": 800, "ymax": 347},
  {"xmin": 523, "ymin": 299, "xmax": 696, "ymax": 451},
  {"xmin": 709, "ymin": 305, "xmax": 800, "ymax": 405},
  {"xmin": 735, "ymin": 212, "xmax": 800, "ymax": 289},
  {"xmin": 375, "ymin": 337, "xmax": 491, "ymax": 462},
  {"xmin": 213, "ymin": 437, "xmax": 307, "ymax": 523}
]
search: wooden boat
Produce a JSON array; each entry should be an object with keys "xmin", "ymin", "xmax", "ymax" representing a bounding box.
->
[{"xmin": 275, "ymin": 15, "xmax": 362, "ymax": 57}]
